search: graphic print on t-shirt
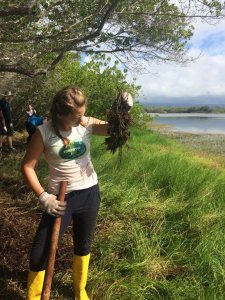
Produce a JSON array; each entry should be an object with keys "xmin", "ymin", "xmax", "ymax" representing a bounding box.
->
[{"xmin": 59, "ymin": 140, "xmax": 86, "ymax": 159}]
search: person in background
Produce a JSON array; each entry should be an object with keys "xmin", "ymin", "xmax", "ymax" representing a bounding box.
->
[
  {"xmin": 0, "ymin": 91, "xmax": 16, "ymax": 152},
  {"xmin": 21, "ymin": 85, "xmax": 133, "ymax": 300},
  {"xmin": 26, "ymin": 104, "xmax": 37, "ymax": 118},
  {"xmin": 25, "ymin": 114, "xmax": 47, "ymax": 145},
  {"xmin": 0, "ymin": 109, "xmax": 7, "ymax": 151}
]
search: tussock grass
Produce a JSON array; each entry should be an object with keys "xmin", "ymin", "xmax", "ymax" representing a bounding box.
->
[{"xmin": 89, "ymin": 128, "xmax": 225, "ymax": 299}]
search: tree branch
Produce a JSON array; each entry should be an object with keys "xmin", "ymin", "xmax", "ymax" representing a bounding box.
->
[
  {"xmin": 0, "ymin": 14, "xmax": 94, "ymax": 44},
  {"xmin": 49, "ymin": 0, "xmax": 121, "ymax": 70},
  {"xmin": 0, "ymin": 6, "xmax": 30, "ymax": 17},
  {"xmin": 115, "ymin": 11, "xmax": 225, "ymax": 18},
  {"xmin": 0, "ymin": 65, "xmax": 47, "ymax": 77}
]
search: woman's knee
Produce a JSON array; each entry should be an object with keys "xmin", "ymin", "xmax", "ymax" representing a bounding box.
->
[
  {"xmin": 74, "ymin": 237, "xmax": 92, "ymax": 256},
  {"xmin": 74, "ymin": 247, "xmax": 91, "ymax": 256},
  {"xmin": 29, "ymin": 250, "xmax": 48, "ymax": 271}
]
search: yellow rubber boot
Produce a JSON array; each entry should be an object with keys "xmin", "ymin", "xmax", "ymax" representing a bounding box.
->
[
  {"xmin": 27, "ymin": 270, "xmax": 45, "ymax": 300},
  {"xmin": 72, "ymin": 254, "xmax": 90, "ymax": 300}
]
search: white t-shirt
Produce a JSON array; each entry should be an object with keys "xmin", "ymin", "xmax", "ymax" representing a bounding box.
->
[{"xmin": 38, "ymin": 121, "xmax": 98, "ymax": 194}]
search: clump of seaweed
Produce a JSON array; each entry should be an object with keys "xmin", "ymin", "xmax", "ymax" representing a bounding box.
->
[{"xmin": 105, "ymin": 91, "xmax": 132, "ymax": 162}]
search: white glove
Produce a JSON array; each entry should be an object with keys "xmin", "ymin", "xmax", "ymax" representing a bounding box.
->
[
  {"xmin": 122, "ymin": 92, "xmax": 133, "ymax": 110},
  {"xmin": 3, "ymin": 125, "xmax": 7, "ymax": 132},
  {"xmin": 39, "ymin": 192, "xmax": 67, "ymax": 216}
]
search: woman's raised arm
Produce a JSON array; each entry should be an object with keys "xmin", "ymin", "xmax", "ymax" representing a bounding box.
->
[{"xmin": 80, "ymin": 116, "xmax": 109, "ymax": 136}]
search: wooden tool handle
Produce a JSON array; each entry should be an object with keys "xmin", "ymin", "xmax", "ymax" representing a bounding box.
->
[{"xmin": 41, "ymin": 181, "xmax": 67, "ymax": 300}]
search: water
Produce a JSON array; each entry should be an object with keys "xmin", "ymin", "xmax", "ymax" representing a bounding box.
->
[{"xmin": 151, "ymin": 113, "xmax": 225, "ymax": 134}]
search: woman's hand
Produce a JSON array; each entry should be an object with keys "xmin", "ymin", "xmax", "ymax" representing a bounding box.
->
[
  {"xmin": 39, "ymin": 192, "xmax": 67, "ymax": 217},
  {"xmin": 122, "ymin": 92, "xmax": 133, "ymax": 110}
]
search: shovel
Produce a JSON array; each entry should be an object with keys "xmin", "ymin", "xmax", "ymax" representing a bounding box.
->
[{"xmin": 41, "ymin": 181, "xmax": 67, "ymax": 300}]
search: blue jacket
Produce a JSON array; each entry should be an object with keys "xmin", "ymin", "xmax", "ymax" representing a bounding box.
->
[{"xmin": 28, "ymin": 115, "xmax": 45, "ymax": 126}]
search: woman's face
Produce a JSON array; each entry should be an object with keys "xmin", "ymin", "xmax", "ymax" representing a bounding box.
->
[{"xmin": 58, "ymin": 105, "xmax": 86, "ymax": 130}]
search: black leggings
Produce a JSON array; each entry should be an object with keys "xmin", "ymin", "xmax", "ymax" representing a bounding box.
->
[{"xmin": 30, "ymin": 184, "xmax": 100, "ymax": 271}]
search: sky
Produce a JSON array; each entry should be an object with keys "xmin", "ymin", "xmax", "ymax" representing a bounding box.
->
[{"xmin": 128, "ymin": 19, "xmax": 225, "ymax": 105}]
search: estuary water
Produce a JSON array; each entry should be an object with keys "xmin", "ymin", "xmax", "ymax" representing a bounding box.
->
[{"xmin": 151, "ymin": 113, "xmax": 225, "ymax": 134}]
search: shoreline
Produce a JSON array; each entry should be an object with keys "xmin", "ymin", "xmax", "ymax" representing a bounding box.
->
[
  {"xmin": 150, "ymin": 113, "xmax": 225, "ymax": 118},
  {"xmin": 149, "ymin": 122, "xmax": 225, "ymax": 136},
  {"xmin": 148, "ymin": 122, "xmax": 225, "ymax": 157}
]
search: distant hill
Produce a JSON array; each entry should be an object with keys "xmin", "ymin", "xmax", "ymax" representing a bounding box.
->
[
  {"xmin": 143, "ymin": 105, "xmax": 225, "ymax": 114},
  {"xmin": 139, "ymin": 95, "xmax": 225, "ymax": 107},
  {"xmin": 140, "ymin": 102, "xmax": 225, "ymax": 108}
]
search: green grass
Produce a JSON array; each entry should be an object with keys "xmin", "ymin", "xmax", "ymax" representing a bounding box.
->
[
  {"xmin": 89, "ymin": 127, "xmax": 225, "ymax": 299},
  {"xmin": 1, "ymin": 127, "xmax": 225, "ymax": 299}
]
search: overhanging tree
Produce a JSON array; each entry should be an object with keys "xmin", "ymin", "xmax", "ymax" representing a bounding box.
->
[
  {"xmin": 13, "ymin": 53, "xmax": 143, "ymax": 127},
  {"xmin": 1, "ymin": 0, "xmax": 224, "ymax": 78}
]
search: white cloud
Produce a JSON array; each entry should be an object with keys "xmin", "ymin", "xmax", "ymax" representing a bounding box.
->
[{"xmin": 128, "ymin": 19, "xmax": 225, "ymax": 103}]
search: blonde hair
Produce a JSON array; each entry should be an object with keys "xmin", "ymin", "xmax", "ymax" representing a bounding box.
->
[{"xmin": 50, "ymin": 86, "xmax": 87, "ymax": 146}]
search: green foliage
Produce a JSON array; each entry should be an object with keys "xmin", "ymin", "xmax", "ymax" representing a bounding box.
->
[
  {"xmin": 50, "ymin": 53, "xmax": 139, "ymax": 119},
  {"xmin": 130, "ymin": 101, "xmax": 152, "ymax": 128},
  {"xmin": 14, "ymin": 53, "xmax": 144, "ymax": 127}
]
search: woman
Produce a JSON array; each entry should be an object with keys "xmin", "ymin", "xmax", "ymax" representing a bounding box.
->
[
  {"xmin": 0, "ymin": 91, "xmax": 16, "ymax": 152},
  {"xmin": 26, "ymin": 104, "xmax": 37, "ymax": 118},
  {"xmin": 21, "ymin": 85, "xmax": 132, "ymax": 300},
  {"xmin": 25, "ymin": 115, "xmax": 48, "ymax": 145}
]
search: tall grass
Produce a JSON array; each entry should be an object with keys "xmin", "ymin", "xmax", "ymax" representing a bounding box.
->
[{"xmin": 88, "ymin": 127, "xmax": 225, "ymax": 299}]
